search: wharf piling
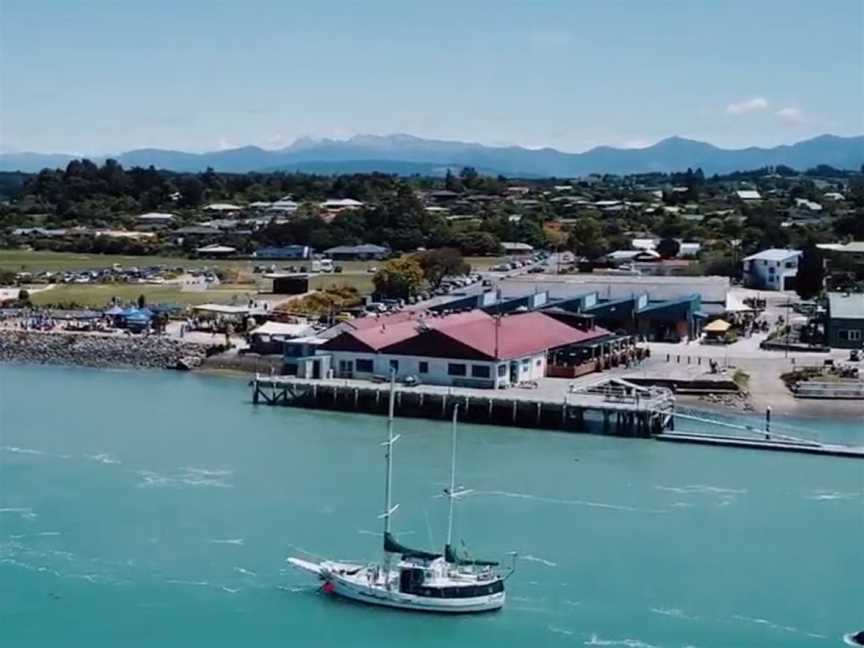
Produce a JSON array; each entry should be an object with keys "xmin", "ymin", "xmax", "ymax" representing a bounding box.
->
[{"xmin": 250, "ymin": 375, "xmax": 675, "ymax": 437}]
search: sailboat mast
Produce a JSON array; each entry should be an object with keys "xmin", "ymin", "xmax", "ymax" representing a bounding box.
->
[
  {"xmin": 446, "ymin": 404, "xmax": 459, "ymax": 549},
  {"xmin": 382, "ymin": 371, "xmax": 396, "ymax": 564}
]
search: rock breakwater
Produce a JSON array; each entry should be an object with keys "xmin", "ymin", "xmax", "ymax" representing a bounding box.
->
[{"xmin": 0, "ymin": 331, "xmax": 211, "ymax": 370}]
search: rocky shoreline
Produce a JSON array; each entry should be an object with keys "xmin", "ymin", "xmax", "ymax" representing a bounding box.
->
[{"xmin": 0, "ymin": 330, "xmax": 211, "ymax": 370}]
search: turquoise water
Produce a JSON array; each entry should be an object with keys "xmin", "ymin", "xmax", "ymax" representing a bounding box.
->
[{"xmin": 1, "ymin": 365, "xmax": 862, "ymax": 647}]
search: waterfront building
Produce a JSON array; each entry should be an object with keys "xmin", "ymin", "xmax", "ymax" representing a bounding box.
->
[
  {"xmin": 741, "ymin": 248, "xmax": 801, "ymax": 291},
  {"xmin": 825, "ymin": 292, "xmax": 864, "ymax": 349},
  {"xmin": 318, "ymin": 310, "xmax": 611, "ymax": 388}
]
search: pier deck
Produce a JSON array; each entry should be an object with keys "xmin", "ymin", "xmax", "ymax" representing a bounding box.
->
[{"xmin": 251, "ymin": 375, "xmax": 675, "ymax": 436}]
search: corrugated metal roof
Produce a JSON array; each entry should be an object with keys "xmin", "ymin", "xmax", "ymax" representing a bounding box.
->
[
  {"xmin": 742, "ymin": 248, "xmax": 801, "ymax": 262},
  {"xmin": 828, "ymin": 292, "xmax": 864, "ymax": 320}
]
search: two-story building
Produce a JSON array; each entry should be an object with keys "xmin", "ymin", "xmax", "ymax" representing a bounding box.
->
[
  {"xmin": 742, "ymin": 249, "xmax": 802, "ymax": 291},
  {"xmin": 825, "ymin": 292, "xmax": 864, "ymax": 349}
]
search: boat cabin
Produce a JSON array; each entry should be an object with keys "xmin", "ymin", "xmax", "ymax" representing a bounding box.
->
[{"xmin": 398, "ymin": 565, "xmax": 504, "ymax": 599}]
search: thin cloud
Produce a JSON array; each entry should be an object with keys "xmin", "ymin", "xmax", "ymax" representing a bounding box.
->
[
  {"xmin": 726, "ymin": 97, "xmax": 769, "ymax": 115},
  {"xmin": 777, "ymin": 107, "xmax": 805, "ymax": 125}
]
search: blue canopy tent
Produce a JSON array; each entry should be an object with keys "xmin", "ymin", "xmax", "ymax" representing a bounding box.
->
[{"xmin": 124, "ymin": 311, "xmax": 152, "ymax": 332}]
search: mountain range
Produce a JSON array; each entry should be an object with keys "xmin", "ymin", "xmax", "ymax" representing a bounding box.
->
[{"xmin": 2, "ymin": 133, "xmax": 862, "ymax": 177}]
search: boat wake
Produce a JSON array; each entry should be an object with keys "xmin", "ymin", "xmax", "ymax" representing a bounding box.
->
[
  {"xmin": 585, "ymin": 635, "xmax": 659, "ymax": 647},
  {"xmin": 85, "ymin": 453, "xmax": 122, "ymax": 465},
  {"xmin": 207, "ymin": 538, "xmax": 244, "ymax": 546},
  {"xmin": 650, "ymin": 607, "xmax": 699, "ymax": 621},
  {"xmin": 655, "ymin": 484, "xmax": 747, "ymax": 496},
  {"xmin": 0, "ymin": 507, "xmax": 37, "ymax": 520},
  {"xmin": 804, "ymin": 490, "xmax": 860, "ymax": 501},
  {"xmin": 473, "ymin": 489, "xmax": 668, "ymax": 514},
  {"xmin": 548, "ymin": 625, "xmax": 574, "ymax": 636},
  {"xmin": 732, "ymin": 614, "xmax": 826, "ymax": 639},
  {"xmin": 137, "ymin": 468, "xmax": 233, "ymax": 489},
  {"xmin": 522, "ymin": 554, "xmax": 558, "ymax": 568}
]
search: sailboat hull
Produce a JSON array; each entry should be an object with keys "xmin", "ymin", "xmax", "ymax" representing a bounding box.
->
[{"xmin": 327, "ymin": 573, "xmax": 505, "ymax": 613}]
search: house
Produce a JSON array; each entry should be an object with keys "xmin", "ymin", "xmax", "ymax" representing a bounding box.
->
[
  {"xmin": 255, "ymin": 245, "xmax": 311, "ymax": 260},
  {"xmin": 196, "ymin": 244, "xmax": 237, "ymax": 257},
  {"xmin": 606, "ymin": 249, "xmax": 660, "ymax": 263},
  {"xmin": 324, "ymin": 244, "xmax": 390, "ymax": 260},
  {"xmin": 501, "ymin": 242, "xmax": 534, "ymax": 255},
  {"xmin": 136, "ymin": 212, "xmax": 175, "ymax": 225},
  {"xmin": 735, "ymin": 190, "xmax": 762, "ymax": 202},
  {"xmin": 320, "ymin": 198, "xmax": 364, "ymax": 210},
  {"xmin": 825, "ymin": 292, "xmax": 864, "ymax": 349},
  {"xmin": 248, "ymin": 320, "xmax": 314, "ymax": 355},
  {"xmin": 204, "ymin": 203, "xmax": 243, "ymax": 212},
  {"xmin": 268, "ymin": 199, "xmax": 299, "ymax": 213},
  {"xmin": 318, "ymin": 310, "xmax": 610, "ymax": 388},
  {"xmin": 741, "ymin": 249, "xmax": 801, "ymax": 291}
]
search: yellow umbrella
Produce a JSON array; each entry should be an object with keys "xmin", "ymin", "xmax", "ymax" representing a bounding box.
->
[{"xmin": 704, "ymin": 319, "xmax": 732, "ymax": 333}]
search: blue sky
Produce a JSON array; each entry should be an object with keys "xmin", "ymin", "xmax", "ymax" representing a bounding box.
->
[{"xmin": 1, "ymin": 0, "xmax": 862, "ymax": 154}]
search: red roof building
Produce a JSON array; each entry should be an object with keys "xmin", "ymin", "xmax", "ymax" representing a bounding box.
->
[{"xmin": 321, "ymin": 310, "xmax": 611, "ymax": 387}]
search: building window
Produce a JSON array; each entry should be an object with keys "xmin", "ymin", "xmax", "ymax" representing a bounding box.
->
[
  {"xmin": 471, "ymin": 365, "xmax": 491, "ymax": 378},
  {"xmin": 497, "ymin": 364, "xmax": 507, "ymax": 377},
  {"xmin": 536, "ymin": 358, "xmax": 542, "ymax": 366},
  {"xmin": 521, "ymin": 359, "xmax": 530, "ymax": 370},
  {"xmin": 389, "ymin": 359, "xmax": 399, "ymax": 372},
  {"xmin": 418, "ymin": 361, "xmax": 429, "ymax": 374},
  {"xmin": 448, "ymin": 363, "xmax": 467, "ymax": 376},
  {"xmin": 841, "ymin": 329, "xmax": 862, "ymax": 341},
  {"xmin": 355, "ymin": 359, "xmax": 373, "ymax": 372}
]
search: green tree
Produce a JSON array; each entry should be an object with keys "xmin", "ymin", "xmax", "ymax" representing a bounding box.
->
[
  {"xmin": 17, "ymin": 289, "xmax": 30, "ymax": 304},
  {"xmin": 373, "ymin": 257, "xmax": 425, "ymax": 299},
  {"xmin": 656, "ymin": 238, "xmax": 681, "ymax": 259},
  {"xmin": 567, "ymin": 217, "xmax": 607, "ymax": 259},
  {"xmin": 137, "ymin": 294, "xmax": 147, "ymax": 309},
  {"xmin": 453, "ymin": 231, "xmax": 501, "ymax": 255},
  {"xmin": 416, "ymin": 248, "xmax": 470, "ymax": 287},
  {"xmin": 795, "ymin": 243, "xmax": 825, "ymax": 300}
]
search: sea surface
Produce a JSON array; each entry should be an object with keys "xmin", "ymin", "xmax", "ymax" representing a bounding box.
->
[{"xmin": 1, "ymin": 364, "xmax": 862, "ymax": 647}]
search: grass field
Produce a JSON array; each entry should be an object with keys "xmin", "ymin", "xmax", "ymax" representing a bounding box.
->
[
  {"xmin": 29, "ymin": 284, "xmax": 260, "ymax": 308},
  {"xmin": 0, "ymin": 250, "xmax": 507, "ymax": 274},
  {"xmin": 5, "ymin": 250, "xmax": 504, "ymax": 307}
]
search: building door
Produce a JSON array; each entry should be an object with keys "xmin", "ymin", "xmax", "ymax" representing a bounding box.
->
[
  {"xmin": 312, "ymin": 360, "xmax": 322, "ymax": 379},
  {"xmin": 337, "ymin": 360, "xmax": 353, "ymax": 378}
]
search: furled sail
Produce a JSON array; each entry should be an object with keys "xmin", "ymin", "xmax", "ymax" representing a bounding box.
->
[
  {"xmin": 444, "ymin": 543, "xmax": 499, "ymax": 566},
  {"xmin": 384, "ymin": 532, "xmax": 441, "ymax": 560}
]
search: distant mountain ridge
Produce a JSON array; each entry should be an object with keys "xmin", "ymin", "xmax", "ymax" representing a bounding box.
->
[{"xmin": 2, "ymin": 133, "xmax": 862, "ymax": 176}]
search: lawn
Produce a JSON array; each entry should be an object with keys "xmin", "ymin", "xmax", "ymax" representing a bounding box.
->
[
  {"xmin": 29, "ymin": 283, "xmax": 259, "ymax": 308},
  {"xmin": 6, "ymin": 250, "xmax": 505, "ymax": 305},
  {"xmin": 0, "ymin": 250, "xmax": 256, "ymax": 273},
  {"xmin": 0, "ymin": 250, "xmax": 507, "ymax": 274}
]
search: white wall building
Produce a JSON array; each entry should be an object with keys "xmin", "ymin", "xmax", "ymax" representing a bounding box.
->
[{"xmin": 741, "ymin": 249, "xmax": 801, "ymax": 291}]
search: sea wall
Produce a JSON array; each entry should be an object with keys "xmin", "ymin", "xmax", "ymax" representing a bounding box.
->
[{"xmin": 0, "ymin": 331, "xmax": 211, "ymax": 370}]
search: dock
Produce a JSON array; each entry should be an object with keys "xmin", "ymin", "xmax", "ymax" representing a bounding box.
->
[
  {"xmin": 251, "ymin": 375, "xmax": 675, "ymax": 437},
  {"xmin": 249, "ymin": 375, "xmax": 864, "ymax": 459},
  {"xmin": 656, "ymin": 431, "xmax": 864, "ymax": 459}
]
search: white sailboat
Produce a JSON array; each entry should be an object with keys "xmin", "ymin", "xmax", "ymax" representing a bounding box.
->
[{"xmin": 288, "ymin": 375, "xmax": 513, "ymax": 613}]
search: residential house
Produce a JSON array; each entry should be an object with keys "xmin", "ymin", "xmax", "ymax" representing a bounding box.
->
[{"xmin": 741, "ymin": 249, "xmax": 802, "ymax": 291}]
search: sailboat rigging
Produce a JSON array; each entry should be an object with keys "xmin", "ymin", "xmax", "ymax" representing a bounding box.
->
[{"xmin": 287, "ymin": 374, "xmax": 512, "ymax": 613}]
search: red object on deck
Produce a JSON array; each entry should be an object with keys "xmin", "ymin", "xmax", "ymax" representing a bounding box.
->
[{"xmin": 322, "ymin": 581, "xmax": 335, "ymax": 594}]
